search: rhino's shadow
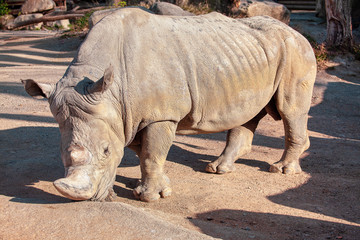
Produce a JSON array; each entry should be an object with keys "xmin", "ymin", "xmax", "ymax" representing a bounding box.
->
[
  {"xmin": 119, "ymin": 130, "xmax": 280, "ymax": 175},
  {"xmin": 190, "ymin": 209, "xmax": 360, "ymax": 239},
  {"xmin": 115, "ymin": 131, "xmax": 279, "ymax": 199},
  {"xmin": 170, "ymin": 131, "xmax": 281, "ymax": 173},
  {"xmin": 266, "ymin": 76, "xmax": 360, "ymax": 224},
  {"xmin": 0, "ymin": 126, "xmax": 71, "ymax": 204}
]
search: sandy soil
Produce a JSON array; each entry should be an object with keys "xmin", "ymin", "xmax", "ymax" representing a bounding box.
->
[{"xmin": 0, "ymin": 12, "xmax": 359, "ymax": 240}]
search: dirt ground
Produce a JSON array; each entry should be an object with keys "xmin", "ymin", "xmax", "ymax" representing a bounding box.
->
[{"xmin": 0, "ymin": 12, "xmax": 359, "ymax": 240}]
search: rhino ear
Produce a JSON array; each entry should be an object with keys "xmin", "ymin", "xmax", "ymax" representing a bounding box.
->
[
  {"xmin": 21, "ymin": 79, "xmax": 54, "ymax": 99},
  {"xmin": 87, "ymin": 65, "xmax": 114, "ymax": 95}
]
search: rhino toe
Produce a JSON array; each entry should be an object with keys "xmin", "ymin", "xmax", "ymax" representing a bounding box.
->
[
  {"xmin": 269, "ymin": 162, "xmax": 302, "ymax": 174},
  {"xmin": 133, "ymin": 175, "xmax": 172, "ymax": 202},
  {"xmin": 206, "ymin": 161, "xmax": 235, "ymax": 174},
  {"xmin": 205, "ymin": 163, "xmax": 217, "ymax": 173}
]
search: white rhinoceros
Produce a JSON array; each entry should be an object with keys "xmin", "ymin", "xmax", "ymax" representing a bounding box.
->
[{"xmin": 23, "ymin": 7, "xmax": 316, "ymax": 202}]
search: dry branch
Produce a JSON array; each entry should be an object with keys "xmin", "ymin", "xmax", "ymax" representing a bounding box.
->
[
  {"xmin": 6, "ymin": 13, "xmax": 84, "ymax": 30},
  {"xmin": 71, "ymin": 6, "xmax": 108, "ymax": 14}
]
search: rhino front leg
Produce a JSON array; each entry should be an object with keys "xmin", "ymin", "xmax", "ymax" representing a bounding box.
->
[
  {"xmin": 206, "ymin": 110, "xmax": 267, "ymax": 174},
  {"xmin": 133, "ymin": 121, "xmax": 177, "ymax": 202}
]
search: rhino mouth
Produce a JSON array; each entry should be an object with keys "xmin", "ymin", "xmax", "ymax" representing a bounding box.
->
[{"xmin": 90, "ymin": 175, "xmax": 117, "ymax": 201}]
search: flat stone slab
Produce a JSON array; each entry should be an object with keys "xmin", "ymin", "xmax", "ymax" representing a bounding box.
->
[{"xmin": 0, "ymin": 199, "xmax": 216, "ymax": 240}]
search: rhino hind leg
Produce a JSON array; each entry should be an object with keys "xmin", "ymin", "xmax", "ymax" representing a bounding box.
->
[
  {"xmin": 133, "ymin": 121, "xmax": 177, "ymax": 202},
  {"xmin": 269, "ymin": 114, "xmax": 310, "ymax": 174},
  {"xmin": 269, "ymin": 72, "xmax": 314, "ymax": 174},
  {"xmin": 206, "ymin": 109, "xmax": 267, "ymax": 174}
]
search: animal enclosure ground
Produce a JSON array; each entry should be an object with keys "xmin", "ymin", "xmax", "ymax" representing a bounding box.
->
[{"xmin": 0, "ymin": 12, "xmax": 359, "ymax": 239}]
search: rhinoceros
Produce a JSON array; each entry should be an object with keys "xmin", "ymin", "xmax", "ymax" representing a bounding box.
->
[{"xmin": 22, "ymin": 7, "xmax": 316, "ymax": 202}]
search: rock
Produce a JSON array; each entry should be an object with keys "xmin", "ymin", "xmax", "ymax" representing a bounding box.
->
[
  {"xmin": 0, "ymin": 201, "xmax": 214, "ymax": 240},
  {"xmin": 21, "ymin": 0, "xmax": 56, "ymax": 14},
  {"xmin": 231, "ymin": 0, "xmax": 290, "ymax": 25},
  {"xmin": 44, "ymin": 11, "xmax": 71, "ymax": 30},
  {"xmin": 45, "ymin": 19, "xmax": 70, "ymax": 30},
  {"xmin": 14, "ymin": 14, "xmax": 44, "ymax": 30},
  {"xmin": 149, "ymin": 2, "xmax": 195, "ymax": 16},
  {"xmin": 0, "ymin": 15, "xmax": 14, "ymax": 30}
]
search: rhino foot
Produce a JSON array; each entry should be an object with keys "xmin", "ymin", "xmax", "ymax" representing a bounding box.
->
[
  {"xmin": 133, "ymin": 175, "xmax": 172, "ymax": 202},
  {"xmin": 205, "ymin": 160, "xmax": 236, "ymax": 174},
  {"xmin": 269, "ymin": 161, "xmax": 302, "ymax": 174}
]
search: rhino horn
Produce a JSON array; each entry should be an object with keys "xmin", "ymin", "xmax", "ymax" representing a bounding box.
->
[
  {"xmin": 54, "ymin": 145, "xmax": 97, "ymax": 200},
  {"xmin": 87, "ymin": 65, "xmax": 114, "ymax": 94},
  {"xmin": 54, "ymin": 168, "xmax": 97, "ymax": 200}
]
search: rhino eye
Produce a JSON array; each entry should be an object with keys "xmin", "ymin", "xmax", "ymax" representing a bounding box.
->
[
  {"xmin": 100, "ymin": 142, "xmax": 110, "ymax": 158},
  {"xmin": 103, "ymin": 145, "xmax": 110, "ymax": 157}
]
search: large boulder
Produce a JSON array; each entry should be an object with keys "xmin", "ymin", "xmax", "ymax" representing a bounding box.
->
[
  {"xmin": 21, "ymin": 0, "xmax": 56, "ymax": 14},
  {"xmin": 231, "ymin": 0, "xmax": 290, "ymax": 24},
  {"xmin": 149, "ymin": 2, "xmax": 195, "ymax": 16},
  {"xmin": 13, "ymin": 13, "xmax": 44, "ymax": 30},
  {"xmin": 0, "ymin": 15, "xmax": 14, "ymax": 30}
]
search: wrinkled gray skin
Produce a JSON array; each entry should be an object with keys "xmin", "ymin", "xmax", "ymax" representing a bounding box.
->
[{"xmin": 22, "ymin": 8, "xmax": 316, "ymax": 202}]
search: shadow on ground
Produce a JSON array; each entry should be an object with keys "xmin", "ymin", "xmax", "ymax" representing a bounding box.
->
[
  {"xmin": 0, "ymin": 81, "xmax": 36, "ymax": 98},
  {"xmin": 0, "ymin": 113, "xmax": 55, "ymax": 123},
  {"xmin": 0, "ymin": 126, "xmax": 70, "ymax": 203},
  {"xmin": 191, "ymin": 209, "xmax": 359, "ymax": 239},
  {"xmin": 0, "ymin": 35, "xmax": 81, "ymax": 67},
  {"xmin": 267, "ymin": 71, "xmax": 360, "ymax": 224}
]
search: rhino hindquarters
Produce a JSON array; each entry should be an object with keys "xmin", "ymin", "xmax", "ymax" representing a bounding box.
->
[{"xmin": 269, "ymin": 54, "xmax": 316, "ymax": 174}]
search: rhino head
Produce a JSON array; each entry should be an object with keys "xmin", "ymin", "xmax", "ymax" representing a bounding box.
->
[{"xmin": 22, "ymin": 66, "xmax": 125, "ymax": 201}]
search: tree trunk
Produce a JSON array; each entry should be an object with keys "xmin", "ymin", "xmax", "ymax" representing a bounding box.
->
[{"xmin": 325, "ymin": 0, "xmax": 353, "ymax": 49}]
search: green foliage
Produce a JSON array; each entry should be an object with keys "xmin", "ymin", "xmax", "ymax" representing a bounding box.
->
[
  {"xmin": 114, "ymin": 1, "xmax": 127, "ymax": 8},
  {"xmin": 43, "ymin": 24, "xmax": 64, "ymax": 31},
  {"xmin": 69, "ymin": 11, "xmax": 94, "ymax": 32},
  {"xmin": 67, "ymin": 0, "xmax": 127, "ymax": 32},
  {"xmin": 0, "ymin": 0, "xmax": 10, "ymax": 16},
  {"xmin": 313, "ymin": 43, "xmax": 329, "ymax": 63}
]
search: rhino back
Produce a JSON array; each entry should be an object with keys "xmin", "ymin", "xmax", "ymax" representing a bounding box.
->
[{"xmin": 115, "ymin": 9, "xmax": 306, "ymax": 133}]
